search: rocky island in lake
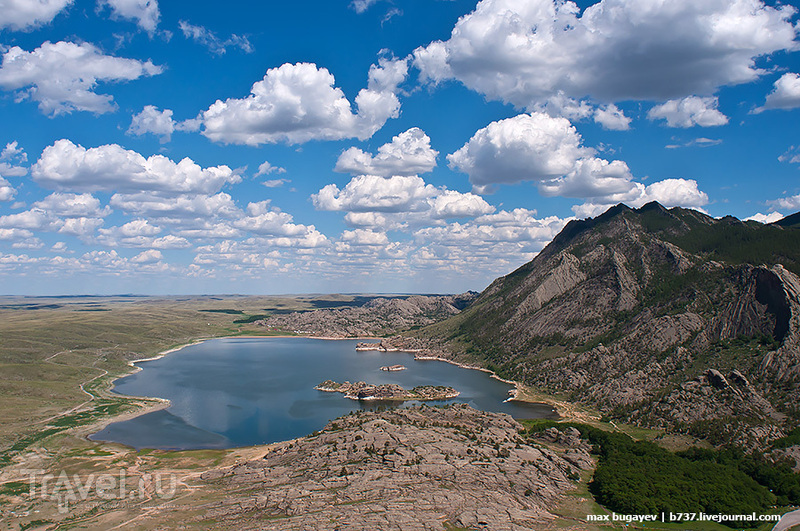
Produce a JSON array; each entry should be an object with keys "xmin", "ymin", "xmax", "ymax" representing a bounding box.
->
[{"xmin": 315, "ymin": 380, "xmax": 459, "ymax": 401}]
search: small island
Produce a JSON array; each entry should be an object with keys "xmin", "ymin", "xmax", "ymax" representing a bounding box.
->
[
  {"xmin": 380, "ymin": 364, "xmax": 406, "ymax": 372},
  {"xmin": 315, "ymin": 380, "xmax": 459, "ymax": 401}
]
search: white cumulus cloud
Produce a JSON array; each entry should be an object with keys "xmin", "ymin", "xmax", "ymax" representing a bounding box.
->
[
  {"xmin": 594, "ymin": 104, "xmax": 632, "ymax": 131},
  {"xmin": 413, "ymin": 0, "xmax": 798, "ymax": 107},
  {"xmin": 108, "ymin": 192, "xmax": 239, "ymax": 219},
  {"xmin": 448, "ymin": 112, "xmax": 637, "ymax": 198},
  {"xmin": 199, "ymin": 58, "xmax": 407, "ymax": 145},
  {"xmin": 758, "ymin": 73, "xmax": 800, "ymax": 111},
  {"xmin": 0, "ymin": 41, "xmax": 162, "ymax": 116},
  {"xmin": 573, "ymin": 178, "xmax": 709, "ymax": 218},
  {"xmin": 768, "ymin": 194, "xmax": 800, "ymax": 211},
  {"xmin": 32, "ymin": 193, "xmax": 111, "ymax": 217},
  {"xmin": 0, "ymin": 141, "xmax": 29, "ymax": 177},
  {"xmin": 32, "ymin": 140, "xmax": 241, "ymax": 194},
  {"xmin": 648, "ymin": 96, "xmax": 729, "ymax": 128},
  {"xmin": 131, "ymin": 249, "xmax": 163, "ymax": 263},
  {"xmin": 256, "ymin": 161, "xmax": 286, "ymax": 176},
  {"xmin": 0, "ymin": 177, "xmax": 17, "ymax": 201},
  {"xmin": 0, "ymin": 0, "xmax": 72, "ymax": 31},
  {"xmin": 100, "ymin": 0, "xmax": 159, "ymax": 33},
  {"xmin": 335, "ymin": 127, "xmax": 438, "ymax": 177},
  {"xmin": 128, "ymin": 106, "xmax": 175, "ymax": 142},
  {"xmin": 313, "ymin": 174, "xmax": 494, "ymax": 223}
]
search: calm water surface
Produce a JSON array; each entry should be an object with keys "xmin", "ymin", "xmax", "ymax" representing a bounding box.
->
[{"xmin": 90, "ymin": 337, "xmax": 557, "ymax": 449}]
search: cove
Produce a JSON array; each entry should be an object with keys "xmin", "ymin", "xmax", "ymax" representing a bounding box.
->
[{"xmin": 90, "ymin": 337, "xmax": 558, "ymax": 450}]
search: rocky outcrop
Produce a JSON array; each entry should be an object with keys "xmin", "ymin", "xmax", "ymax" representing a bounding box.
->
[
  {"xmin": 315, "ymin": 380, "xmax": 459, "ymax": 401},
  {"xmin": 198, "ymin": 405, "xmax": 590, "ymax": 530},
  {"xmin": 255, "ymin": 293, "xmax": 478, "ymax": 337}
]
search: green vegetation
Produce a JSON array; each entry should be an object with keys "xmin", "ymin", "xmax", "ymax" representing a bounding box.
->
[
  {"xmin": 679, "ymin": 447, "xmax": 800, "ymax": 506},
  {"xmin": 771, "ymin": 426, "xmax": 800, "ymax": 449},
  {"xmin": 633, "ymin": 204, "xmax": 800, "ymax": 276},
  {"xmin": 524, "ymin": 421, "xmax": 798, "ymax": 527},
  {"xmin": 0, "ymin": 480, "xmax": 29, "ymax": 496}
]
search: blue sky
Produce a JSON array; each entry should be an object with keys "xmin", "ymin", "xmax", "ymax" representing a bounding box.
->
[{"xmin": 0, "ymin": 0, "xmax": 799, "ymax": 295}]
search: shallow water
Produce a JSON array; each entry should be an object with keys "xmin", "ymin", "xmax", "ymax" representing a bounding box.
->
[{"xmin": 90, "ymin": 337, "xmax": 557, "ymax": 449}]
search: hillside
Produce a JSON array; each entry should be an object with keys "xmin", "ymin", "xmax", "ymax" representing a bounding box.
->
[
  {"xmin": 414, "ymin": 202, "xmax": 800, "ymax": 448},
  {"xmin": 254, "ymin": 293, "xmax": 478, "ymax": 337}
]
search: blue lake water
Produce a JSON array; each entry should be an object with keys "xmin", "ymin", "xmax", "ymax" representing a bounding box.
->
[{"xmin": 90, "ymin": 337, "xmax": 558, "ymax": 450}]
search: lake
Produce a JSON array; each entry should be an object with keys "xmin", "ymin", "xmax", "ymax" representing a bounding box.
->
[{"xmin": 90, "ymin": 337, "xmax": 558, "ymax": 450}]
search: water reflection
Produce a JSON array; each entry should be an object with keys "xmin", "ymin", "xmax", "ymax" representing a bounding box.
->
[{"xmin": 91, "ymin": 337, "xmax": 557, "ymax": 449}]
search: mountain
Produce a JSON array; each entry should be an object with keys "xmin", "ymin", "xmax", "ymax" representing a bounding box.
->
[{"xmin": 417, "ymin": 202, "xmax": 800, "ymax": 448}]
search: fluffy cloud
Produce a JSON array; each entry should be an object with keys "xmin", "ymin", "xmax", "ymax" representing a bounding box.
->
[
  {"xmin": 179, "ymin": 20, "xmax": 253, "ymax": 55},
  {"xmin": 0, "ymin": 141, "xmax": 28, "ymax": 177},
  {"xmin": 573, "ymin": 178, "xmax": 709, "ymax": 217},
  {"xmin": 409, "ymin": 209, "xmax": 572, "ymax": 277},
  {"xmin": 758, "ymin": 73, "xmax": 800, "ymax": 111},
  {"xmin": 32, "ymin": 193, "xmax": 111, "ymax": 217},
  {"xmin": 109, "ymin": 192, "xmax": 239, "ymax": 219},
  {"xmin": 413, "ymin": 0, "xmax": 798, "ymax": 107},
  {"xmin": 0, "ymin": 0, "xmax": 72, "ymax": 30},
  {"xmin": 0, "ymin": 41, "xmax": 162, "ymax": 115},
  {"xmin": 32, "ymin": 140, "xmax": 241, "ymax": 194},
  {"xmin": 0, "ymin": 228, "xmax": 34, "ymax": 240},
  {"xmin": 97, "ymin": 220, "xmax": 190, "ymax": 248},
  {"xmin": 256, "ymin": 161, "xmax": 286, "ymax": 176},
  {"xmin": 313, "ymin": 175, "xmax": 494, "ymax": 224},
  {"xmin": 131, "ymin": 249, "xmax": 163, "ymax": 263},
  {"xmin": 335, "ymin": 127, "xmax": 438, "ymax": 177},
  {"xmin": 594, "ymin": 104, "xmax": 632, "ymax": 131},
  {"xmin": 100, "ymin": 0, "xmax": 159, "ymax": 33},
  {"xmin": 648, "ymin": 96, "xmax": 729, "ymax": 127},
  {"xmin": 768, "ymin": 194, "xmax": 800, "ymax": 211},
  {"xmin": 0, "ymin": 202, "xmax": 105, "ymax": 237},
  {"xmin": 232, "ymin": 201, "xmax": 324, "ymax": 239},
  {"xmin": 416, "ymin": 209, "xmax": 569, "ymax": 249},
  {"xmin": 0, "ymin": 177, "xmax": 17, "ymax": 201},
  {"xmin": 341, "ymin": 229, "xmax": 389, "ymax": 246},
  {"xmin": 199, "ymin": 58, "xmax": 406, "ymax": 145},
  {"xmin": 127, "ymin": 106, "xmax": 199, "ymax": 141},
  {"xmin": 0, "ymin": 209, "xmax": 61, "ymax": 231},
  {"xmin": 448, "ymin": 112, "xmax": 637, "ymax": 198},
  {"xmin": 128, "ymin": 106, "xmax": 175, "ymax": 142}
]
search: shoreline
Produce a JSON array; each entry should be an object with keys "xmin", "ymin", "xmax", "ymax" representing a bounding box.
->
[
  {"xmin": 85, "ymin": 335, "xmax": 558, "ymax": 451},
  {"xmin": 84, "ymin": 334, "xmax": 385, "ymax": 445}
]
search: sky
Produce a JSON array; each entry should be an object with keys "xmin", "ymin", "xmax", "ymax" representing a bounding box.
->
[{"xmin": 0, "ymin": 0, "xmax": 799, "ymax": 296}]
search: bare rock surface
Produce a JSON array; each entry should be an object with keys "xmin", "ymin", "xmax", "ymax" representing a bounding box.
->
[
  {"xmin": 315, "ymin": 380, "xmax": 459, "ymax": 401},
  {"xmin": 255, "ymin": 293, "xmax": 477, "ymax": 338},
  {"xmin": 198, "ymin": 405, "xmax": 588, "ymax": 530}
]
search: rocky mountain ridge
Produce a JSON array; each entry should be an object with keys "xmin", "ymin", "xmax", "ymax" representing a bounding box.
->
[{"xmin": 411, "ymin": 202, "xmax": 800, "ymax": 449}]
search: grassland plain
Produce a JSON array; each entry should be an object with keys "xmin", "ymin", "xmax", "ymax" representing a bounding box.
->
[{"xmin": 0, "ymin": 295, "xmax": 790, "ymax": 530}]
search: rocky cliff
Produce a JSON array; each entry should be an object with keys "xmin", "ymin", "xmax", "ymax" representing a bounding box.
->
[{"xmin": 415, "ymin": 202, "xmax": 800, "ymax": 449}]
